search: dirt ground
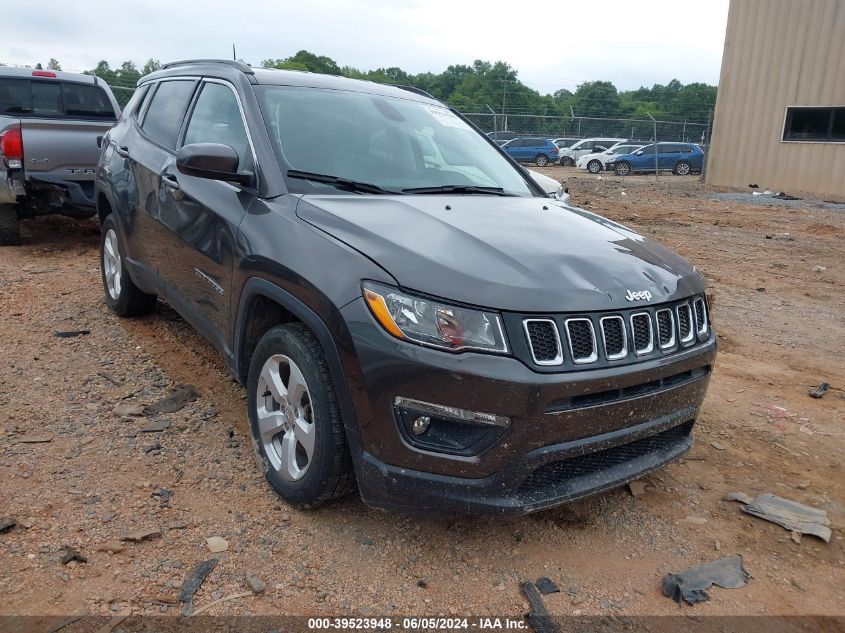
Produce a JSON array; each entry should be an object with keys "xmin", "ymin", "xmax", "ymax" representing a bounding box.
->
[{"xmin": 1, "ymin": 170, "xmax": 844, "ymax": 624}]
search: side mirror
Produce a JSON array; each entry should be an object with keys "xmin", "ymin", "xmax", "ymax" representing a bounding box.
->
[
  {"xmin": 176, "ymin": 143, "xmax": 252, "ymax": 185},
  {"xmin": 636, "ymin": 150, "xmax": 644, "ymax": 155},
  {"xmin": 96, "ymin": 135, "xmax": 104, "ymax": 149},
  {"xmin": 554, "ymin": 187, "xmax": 570, "ymax": 204}
]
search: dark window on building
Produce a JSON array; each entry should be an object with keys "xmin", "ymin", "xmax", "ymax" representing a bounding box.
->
[
  {"xmin": 783, "ymin": 107, "xmax": 845, "ymax": 142},
  {"xmin": 141, "ymin": 80, "xmax": 197, "ymax": 149}
]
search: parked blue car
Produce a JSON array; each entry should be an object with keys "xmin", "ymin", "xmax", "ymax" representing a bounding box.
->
[
  {"xmin": 606, "ymin": 142, "xmax": 704, "ymax": 176},
  {"xmin": 500, "ymin": 137, "xmax": 560, "ymax": 166}
]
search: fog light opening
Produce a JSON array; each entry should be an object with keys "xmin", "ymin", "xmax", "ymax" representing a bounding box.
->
[{"xmin": 411, "ymin": 415, "xmax": 431, "ymax": 436}]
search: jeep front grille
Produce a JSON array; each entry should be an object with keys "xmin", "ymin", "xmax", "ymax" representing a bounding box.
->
[
  {"xmin": 693, "ymin": 297, "xmax": 708, "ymax": 335},
  {"xmin": 565, "ymin": 318, "xmax": 597, "ymax": 364},
  {"xmin": 655, "ymin": 308, "xmax": 675, "ymax": 349},
  {"xmin": 630, "ymin": 312, "xmax": 654, "ymax": 355},
  {"xmin": 677, "ymin": 303, "xmax": 694, "ymax": 343},
  {"xmin": 600, "ymin": 316, "xmax": 627, "ymax": 360},
  {"xmin": 523, "ymin": 319, "xmax": 563, "ymax": 365}
]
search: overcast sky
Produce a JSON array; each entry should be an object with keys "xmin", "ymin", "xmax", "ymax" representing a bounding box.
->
[{"xmin": 1, "ymin": 0, "xmax": 730, "ymax": 93}]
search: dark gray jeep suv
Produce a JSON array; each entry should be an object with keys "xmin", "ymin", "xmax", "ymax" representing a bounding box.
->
[{"xmin": 96, "ymin": 60, "xmax": 716, "ymax": 515}]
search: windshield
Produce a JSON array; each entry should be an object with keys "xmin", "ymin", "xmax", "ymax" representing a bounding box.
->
[{"xmin": 254, "ymin": 85, "xmax": 534, "ymax": 196}]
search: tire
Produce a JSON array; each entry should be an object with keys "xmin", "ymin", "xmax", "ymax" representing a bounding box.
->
[
  {"xmin": 534, "ymin": 154, "xmax": 548, "ymax": 167},
  {"xmin": 561, "ymin": 156, "xmax": 575, "ymax": 167},
  {"xmin": 614, "ymin": 161, "xmax": 631, "ymax": 176},
  {"xmin": 673, "ymin": 160, "xmax": 691, "ymax": 176},
  {"xmin": 587, "ymin": 159, "xmax": 603, "ymax": 174},
  {"xmin": 0, "ymin": 205, "xmax": 20, "ymax": 246},
  {"xmin": 100, "ymin": 215, "xmax": 156, "ymax": 317},
  {"xmin": 247, "ymin": 323, "xmax": 355, "ymax": 508}
]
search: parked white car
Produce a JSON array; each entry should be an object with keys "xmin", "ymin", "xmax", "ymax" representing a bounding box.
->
[
  {"xmin": 557, "ymin": 137, "xmax": 628, "ymax": 166},
  {"xmin": 576, "ymin": 143, "xmax": 646, "ymax": 174}
]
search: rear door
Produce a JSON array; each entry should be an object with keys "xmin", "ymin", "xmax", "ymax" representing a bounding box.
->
[
  {"xmin": 657, "ymin": 144, "xmax": 679, "ymax": 169},
  {"xmin": 159, "ymin": 79, "xmax": 255, "ymax": 350}
]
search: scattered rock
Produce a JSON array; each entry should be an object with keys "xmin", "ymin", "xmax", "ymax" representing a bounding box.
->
[
  {"xmin": 0, "ymin": 517, "xmax": 16, "ymax": 533},
  {"xmin": 628, "ymin": 481, "xmax": 647, "ymax": 497},
  {"xmin": 60, "ymin": 546, "xmax": 87, "ymax": 565},
  {"xmin": 684, "ymin": 516, "xmax": 708, "ymax": 525},
  {"xmin": 97, "ymin": 541, "xmax": 125, "ymax": 554},
  {"xmin": 16, "ymin": 434, "xmax": 54, "ymax": 444},
  {"xmin": 120, "ymin": 528, "xmax": 161, "ymax": 542},
  {"xmin": 710, "ymin": 441, "xmax": 726, "ymax": 451},
  {"xmin": 536, "ymin": 577, "xmax": 560, "ymax": 594},
  {"xmin": 206, "ymin": 536, "xmax": 229, "ymax": 553},
  {"xmin": 151, "ymin": 488, "xmax": 173, "ymax": 503},
  {"xmin": 113, "ymin": 403, "xmax": 145, "ymax": 417},
  {"xmin": 245, "ymin": 574, "xmax": 266, "ymax": 594},
  {"xmin": 168, "ymin": 521, "xmax": 188, "ymax": 530},
  {"xmin": 53, "ymin": 330, "xmax": 90, "ymax": 338},
  {"xmin": 141, "ymin": 420, "xmax": 171, "ymax": 433},
  {"xmin": 144, "ymin": 385, "xmax": 198, "ymax": 416}
]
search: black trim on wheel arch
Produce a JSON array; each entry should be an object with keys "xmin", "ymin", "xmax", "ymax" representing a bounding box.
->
[{"xmin": 233, "ymin": 277, "xmax": 360, "ymax": 434}]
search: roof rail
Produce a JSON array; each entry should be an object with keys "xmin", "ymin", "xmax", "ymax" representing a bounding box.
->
[
  {"xmin": 161, "ymin": 59, "xmax": 254, "ymax": 74},
  {"xmin": 394, "ymin": 84, "xmax": 436, "ymax": 100}
]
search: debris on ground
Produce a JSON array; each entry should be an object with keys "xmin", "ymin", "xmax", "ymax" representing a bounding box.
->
[
  {"xmin": 0, "ymin": 517, "xmax": 17, "ymax": 533},
  {"xmin": 808, "ymin": 382, "xmax": 829, "ymax": 399},
  {"xmin": 179, "ymin": 558, "xmax": 219, "ymax": 615},
  {"xmin": 521, "ymin": 581, "xmax": 558, "ymax": 633},
  {"xmin": 206, "ymin": 536, "xmax": 229, "ymax": 553},
  {"xmin": 143, "ymin": 384, "xmax": 198, "ymax": 416},
  {"xmin": 773, "ymin": 193, "xmax": 801, "ymax": 201},
  {"xmin": 661, "ymin": 555, "xmax": 750, "ymax": 604},
  {"xmin": 710, "ymin": 441, "xmax": 726, "ymax": 451},
  {"xmin": 60, "ymin": 546, "xmax": 87, "ymax": 565},
  {"xmin": 151, "ymin": 488, "xmax": 173, "ymax": 503},
  {"xmin": 245, "ymin": 574, "xmax": 266, "ymax": 594},
  {"xmin": 120, "ymin": 527, "xmax": 161, "ymax": 542},
  {"xmin": 765, "ymin": 233, "xmax": 795, "ymax": 241},
  {"xmin": 535, "ymin": 577, "xmax": 560, "ymax": 595},
  {"xmin": 190, "ymin": 591, "xmax": 252, "ymax": 616},
  {"xmin": 140, "ymin": 419, "xmax": 171, "ymax": 433},
  {"xmin": 113, "ymin": 403, "xmax": 145, "ymax": 417},
  {"xmin": 628, "ymin": 481, "xmax": 647, "ymax": 497},
  {"xmin": 727, "ymin": 492, "xmax": 832, "ymax": 542},
  {"xmin": 96, "ymin": 541, "xmax": 124, "ymax": 554},
  {"xmin": 53, "ymin": 330, "xmax": 90, "ymax": 338},
  {"xmin": 16, "ymin": 433, "xmax": 54, "ymax": 444}
]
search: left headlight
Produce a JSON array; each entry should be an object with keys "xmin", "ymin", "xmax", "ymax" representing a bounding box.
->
[{"xmin": 362, "ymin": 282, "xmax": 509, "ymax": 354}]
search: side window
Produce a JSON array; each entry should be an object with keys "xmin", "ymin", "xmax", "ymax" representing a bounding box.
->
[
  {"xmin": 141, "ymin": 80, "xmax": 197, "ymax": 149},
  {"xmin": 121, "ymin": 84, "xmax": 149, "ymax": 120},
  {"xmin": 31, "ymin": 82, "xmax": 62, "ymax": 116},
  {"xmin": 183, "ymin": 82, "xmax": 251, "ymax": 168},
  {"xmin": 0, "ymin": 78, "xmax": 32, "ymax": 115},
  {"xmin": 657, "ymin": 144, "xmax": 674, "ymax": 154},
  {"xmin": 61, "ymin": 83, "xmax": 116, "ymax": 119}
]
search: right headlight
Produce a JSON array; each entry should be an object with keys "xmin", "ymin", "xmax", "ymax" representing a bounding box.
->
[{"xmin": 362, "ymin": 282, "xmax": 508, "ymax": 354}]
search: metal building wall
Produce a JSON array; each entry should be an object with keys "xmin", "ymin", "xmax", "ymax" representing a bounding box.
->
[{"xmin": 707, "ymin": 0, "xmax": 845, "ymax": 197}]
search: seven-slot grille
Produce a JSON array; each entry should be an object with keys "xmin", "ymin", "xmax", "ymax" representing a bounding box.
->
[
  {"xmin": 600, "ymin": 316, "xmax": 627, "ymax": 360},
  {"xmin": 565, "ymin": 318, "xmax": 597, "ymax": 363},
  {"xmin": 521, "ymin": 296, "xmax": 709, "ymax": 368},
  {"xmin": 523, "ymin": 319, "xmax": 562, "ymax": 365}
]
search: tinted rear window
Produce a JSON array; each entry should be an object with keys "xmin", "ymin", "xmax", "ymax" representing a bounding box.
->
[
  {"xmin": 141, "ymin": 80, "xmax": 197, "ymax": 149},
  {"xmin": 0, "ymin": 78, "xmax": 116, "ymax": 119}
]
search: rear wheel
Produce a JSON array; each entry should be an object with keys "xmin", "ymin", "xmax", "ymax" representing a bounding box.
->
[
  {"xmin": 534, "ymin": 154, "xmax": 548, "ymax": 167},
  {"xmin": 587, "ymin": 159, "xmax": 603, "ymax": 174},
  {"xmin": 0, "ymin": 205, "xmax": 20, "ymax": 246},
  {"xmin": 614, "ymin": 161, "xmax": 631, "ymax": 176},
  {"xmin": 561, "ymin": 156, "xmax": 575, "ymax": 167},
  {"xmin": 100, "ymin": 215, "xmax": 156, "ymax": 317},
  {"xmin": 247, "ymin": 324, "xmax": 355, "ymax": 508},
  {"xmin": 673, "ymin": 160, "xmax": 691, "ymax": 176}
]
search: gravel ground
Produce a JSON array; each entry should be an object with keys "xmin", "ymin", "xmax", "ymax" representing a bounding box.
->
[{"xmin": 1, "ymin": 172, "xmax": 844, "ymax": 622}]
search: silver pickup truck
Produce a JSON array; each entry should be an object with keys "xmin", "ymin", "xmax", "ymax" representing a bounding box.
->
[{"xmin": 0, "ymin": 67, "xmax": 120, "ymax": 245}]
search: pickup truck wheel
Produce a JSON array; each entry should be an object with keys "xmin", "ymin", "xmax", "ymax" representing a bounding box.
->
[
  {"xmin": 247, "ymin": 323, "xmax": 355, "ymax": 508},
  {"xmin": 614, "ymin": 161, "xmax": 631, "ymax": 176},
  {"xmin": 587, "ymin": 159, "xmax": 603, "ymax": 174},
  {"xmin": 100, "ymin": 215, "xmax": 156, "ymax": 316},
  {"xmin": 0, "ymin": 205, "xmax": 21, "ymax": 246},
  {"xmin": 534, "ymin": 154, "xmax": 549, "ymax": 167}
]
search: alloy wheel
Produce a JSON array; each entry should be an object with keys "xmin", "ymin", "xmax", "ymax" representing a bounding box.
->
[
  {"xmin": 255, "ymin": 354, "xmax": 315, "ymax": 481},
  {"xmin": 588, "ymin": 160, "xmax": 602, "ymax": 174},
  {"xmin": 103, "ymin": 229, "xmax": 122, "ymax": 300}
]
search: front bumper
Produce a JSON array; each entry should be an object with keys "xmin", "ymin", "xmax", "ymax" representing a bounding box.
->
[{"xmin": 339, "ymin": 298, "xmax": 716, "ymax": 515}]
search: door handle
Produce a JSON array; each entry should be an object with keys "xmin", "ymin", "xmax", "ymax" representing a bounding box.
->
[
  {"xmin": 162, "ymin": 174, "xmax": 180, "ymax": 190},
  {"xmin": 115, "ymin": 145, "xmax": 130, "ymax": 158}
]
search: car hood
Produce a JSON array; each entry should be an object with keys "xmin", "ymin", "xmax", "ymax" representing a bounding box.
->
[{"xmin": 296, "ymin": 195, "xmax": 704, "ymax": 312}]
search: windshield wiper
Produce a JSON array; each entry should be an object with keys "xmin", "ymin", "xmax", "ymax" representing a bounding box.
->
[
  {"xmin": 401, "ymin": 184, "xmax": 511, "ymax": 196},
  {"xmin": 286, "ymin": 170, "xmax": 399, "ymax": 195}
]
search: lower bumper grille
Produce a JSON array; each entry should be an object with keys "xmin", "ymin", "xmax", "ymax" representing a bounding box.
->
[{"xmin": 516, "ymin": 421, "xmax": 694, "ymax": 504}]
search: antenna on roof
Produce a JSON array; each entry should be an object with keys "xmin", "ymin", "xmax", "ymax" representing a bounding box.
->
[{"xmin": 232, "ymin": 44, "xmax": 236, "ymax": 61}]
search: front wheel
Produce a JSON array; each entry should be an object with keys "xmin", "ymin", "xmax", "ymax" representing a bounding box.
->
[
  {"xmin": 560, "ymin": 156, "xmax": 575, "ymax": 167},
  {"xmin": 673, "ymin": 160, "xmax": 691, "ymax": 176},
  {"xmin": 614, "ymin": 161, "xmax": 631, "ymax": 176},
  {"xmin": 535, "ymin": 154, "xmax": 549, "ymax": 167},
  {"xmin": 0, "ymin": 205, "xmax": 20, "ymax": 246},
  {"xmin": 247, "ymin": 324, "xmax": 355, "ymax": 508},
  {"xmin": 100, "ymin": 215, "xmax": 156, "ymax": 316},
  {"xmin": 587, "ymin": 159, "xmax": 603, "ymax": 174}
]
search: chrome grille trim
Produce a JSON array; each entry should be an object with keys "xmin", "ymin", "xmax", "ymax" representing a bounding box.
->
[
  {"xmin": 600, "ymin": 315, "xmax": 628, "ymax": 360},
  {"xmin": 693, "ymin": 297, "xmax": 708, "ymax": 335},
  {"xmin": 564, "ymin": 318, "xmax": 598, "ymax": 364},
  {"xmin": 630, "ymin": 312, "xmax": 654, "ymax": 355},
  {"xmin": 522, "ymin": 318, "xmax": 563, "ymax": 366},
  {"xmin": 655, "ymin": 308, "xmax": 676, "ymax": 350},
  {"xmin": 677, "ymin": 302, "xmax": 695, "ymax": 344}
]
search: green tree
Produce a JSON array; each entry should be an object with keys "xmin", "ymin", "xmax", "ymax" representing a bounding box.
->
[
  {"xmin": 142, "ymin": 58, "xmax": 161, "ymax": 75},
  {"xmin": 47, "ymin": 58, "xmax": 62, "ymax": 71},
  {"xmin": 572, "ymin": 81, "xmax": 622, "ymax": 117}
]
